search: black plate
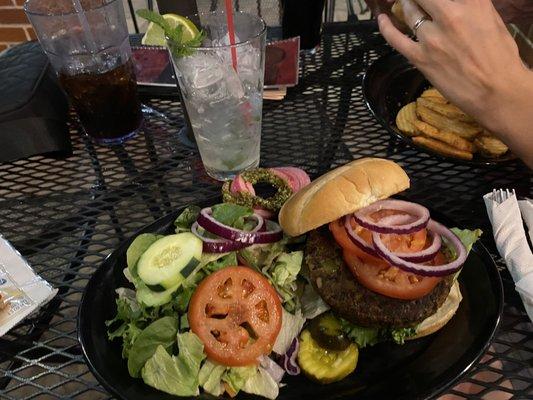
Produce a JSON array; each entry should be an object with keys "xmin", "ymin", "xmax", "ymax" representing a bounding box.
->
[
  {"xmin": 79, "ymin": 200, "xmax": 503, "ymax": 400},
  {"xmin": 362, "ymin": 51, "xmax": 515, "ymax": 165}
]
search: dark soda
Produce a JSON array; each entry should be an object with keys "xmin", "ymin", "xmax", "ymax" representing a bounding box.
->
[{"xmin": 59, "ymin": 59, "xmax": 142, "ymax": 143}]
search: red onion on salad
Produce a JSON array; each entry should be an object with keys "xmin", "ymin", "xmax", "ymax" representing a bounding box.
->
[
  {"xmin": 191, "ymin": 222, "xmax": 249, "ymax": 253},
  {"xmin": 194, "ymin": 207, "xmax": 284, "ymax": 252},
  {"xmin": 372, "ymin": 219, "xmax": 467, "ymax": 277},
  {"xmin": 259, "ymin": 355, "xmax": 285, "ymax": 383},
  {"xmin": 279, "ymin": 338, "xmax": 300, "ymax": 376},
  {"xmin": 198, "ymin": 208, "xmax": 270, "ymax": 244},
  {"xmin": 353, "ymin": 199, "xmax": 430, "ymax": 234}
]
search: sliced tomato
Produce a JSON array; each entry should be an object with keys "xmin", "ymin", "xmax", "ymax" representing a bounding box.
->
[
  {"xmin": 343, "ymin": 250, "xmax": 443, "ymax": 300},
  {"xmin": 329, "ymin": 219, "xmax": 387, "ymax": 266},
  {"xmin": 329, "ymin": 211, "xmax": 427, "ymax": 265},
  {"xmin": 188, "ymin": 266, "xmax": 282, "ymax": 366}
]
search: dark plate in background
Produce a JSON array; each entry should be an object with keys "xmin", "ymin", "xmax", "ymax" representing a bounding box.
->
[
  {"xmin": 79, "ymin": 200, "xmax": 503, "ymax": 400},
  {"xmin": 362, "ymin": 52, "xmax": 515, "ymax": 166}
]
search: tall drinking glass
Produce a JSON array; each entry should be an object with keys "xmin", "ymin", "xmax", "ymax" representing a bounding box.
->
[
  {"xmin": 169, "ymin": 12, "xmax": 266, "ymax": 181},
  {"xmin": 24, "ymin": 0, "xmax": 143, "ymax": 145}
]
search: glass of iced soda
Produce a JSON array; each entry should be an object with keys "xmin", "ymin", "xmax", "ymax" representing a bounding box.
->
[{"xmin": 24, "ymin": 0, "xmax": 143, "ymax": 145}]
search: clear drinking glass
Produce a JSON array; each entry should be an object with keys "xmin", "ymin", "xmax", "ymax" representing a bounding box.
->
[
  {"xmin": 169, "ymin": 11, "xmax": 266, "ymax": 181},
  {"xmin": 24, "ymin": 0, "xmax": 143, "ymax": 145}
]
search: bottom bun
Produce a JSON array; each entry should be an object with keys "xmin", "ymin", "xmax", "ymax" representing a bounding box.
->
[{"xmin": 408, "ymin": 280, "xmax": 462, "ymax": 340}]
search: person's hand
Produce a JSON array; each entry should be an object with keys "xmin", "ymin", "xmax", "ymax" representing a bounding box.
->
[
  {"xmin": 378, "ymin": 0, "xmax": 533, "ymax": 167},
  {"xmin": 378, "ymin": 0, "xmax": 525, "ymax": 120}
]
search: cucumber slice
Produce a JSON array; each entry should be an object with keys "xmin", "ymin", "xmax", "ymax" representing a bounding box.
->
[
  {"xmin": 137, "ymin": 233, "xmax": 202, "ymax": 289},
  {"xmin": 126, "ymin": 233, "xmax": 164, "ymax": 276},
  {"xmin": 136, "ymin": 283, "xmax": 180, "ymax": 307}
]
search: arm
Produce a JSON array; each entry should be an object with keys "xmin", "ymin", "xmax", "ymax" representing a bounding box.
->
[{"xmin": 378, "ymin": 0, "xmax": 533, "ymax": 168}]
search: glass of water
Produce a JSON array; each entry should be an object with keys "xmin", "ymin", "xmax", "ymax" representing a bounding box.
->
[{"xmin": 169, "ymin": 12, "xmax": 266, "ymax": 181}]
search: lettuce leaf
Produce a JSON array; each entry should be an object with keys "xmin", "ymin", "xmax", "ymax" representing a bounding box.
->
[
  {"xmin": 127, "ymin": 316, "xmax": 179, "ymax": 378},
  {"xmin": 141, "ymin": 332, "xmax": 206, "ymax": 396},
  {"xmin": 174, "ymin": 205, "xmax": 201, "ymax": 232},
  {"xmin": 198, "ymin": 360, "xmax": 226, "ymax": 396},
  {"xmin": 273, "ymin": 308, "xmax": 305, "ymax": 354},
  {"xmin": 211, "ymin": 203, "xmax": 253, "ymax": 228},
  {"xmin": 126, "ymin": 233, "xmax": 163, "ymax": 274},
  {"xmin": 300, "ymin": 283, "xmax": 330, "ymax": 320},
  {"xmin": 106, "ymin": 288, "xmax": 164, "ymax": 358},
  {"xmin": 340, "ymin": 319, "xmax": 418, "ymax": 347},
  {"xmin": 390, "ymin": 327, "xmax": 417, "ymax": 345},
  {"xmin": 238, "ymin": 239, "xmax": 288, "ymax": 270},
  {"xmin": 198, "ymin": 361, "xmax": 280, "ymax": 400},
  {"xmin": 204, "ymin": 252, "xmax": 238, "ymax": 274},
  {"xmin": 451, "ymin": 228, "xmax": 483, "ymax": 255},
  {"xmin": 263, "ymin": 251, "xmax": 303, "ymax": 312},
  {"xmin": 242, "ymin": 366, "xmax": 280, "ymax": 400},
  {"xmin": 223, "ymin": 366, "xmax": 257, "ymax": 394},
  {"xmin": 340, "ymin": 320, "xmax": 381, "ymax": 348}
]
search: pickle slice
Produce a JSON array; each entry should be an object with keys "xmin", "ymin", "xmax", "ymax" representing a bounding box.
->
[
  {"xmin": 308, "ymin": 313, "xmax": 351, "ymax": 351},
  {"xmin": 298, "ymin": 330, "xmax": 358, "ymax": 384}
]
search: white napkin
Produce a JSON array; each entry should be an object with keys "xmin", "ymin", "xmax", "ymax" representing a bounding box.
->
[
  {"xmin": 484, "ymin": 192, "xmax": 533, "ymax": 322},
  {"xmin": 0, "ymin": 234, "xmax": 58, "ymax": 336},
  {"xmin": 518, "ymin": 199, "xmax": 533, "ymax": 243}
]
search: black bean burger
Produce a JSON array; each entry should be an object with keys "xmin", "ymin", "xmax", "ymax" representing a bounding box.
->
[{"xmin": 279, "ymin": 158, "xmax": 470, "ymax": 343}]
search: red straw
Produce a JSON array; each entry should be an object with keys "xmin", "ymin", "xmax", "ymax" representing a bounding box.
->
[{"xmin": 224, "ymin": 0, "xmax": 238, "ymax": 70}]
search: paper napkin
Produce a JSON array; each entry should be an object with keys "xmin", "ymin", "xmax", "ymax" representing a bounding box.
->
[
  {"xmin": 0, "ymin": 234, "xmax": 58, "ymax": 336},
  {"xmin": 484, "ymin": 192, "xmax": 533, "ymax": 322}
]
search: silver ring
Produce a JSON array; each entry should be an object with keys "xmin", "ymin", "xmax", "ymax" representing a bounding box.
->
[{"xmin": 412, "ymin": 16, "xmax": 429, "ymax": 37}]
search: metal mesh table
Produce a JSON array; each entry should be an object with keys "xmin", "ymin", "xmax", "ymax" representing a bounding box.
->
[{"xmin": 0, "ymin": 21, "xmax": 532, "ymax": 399}]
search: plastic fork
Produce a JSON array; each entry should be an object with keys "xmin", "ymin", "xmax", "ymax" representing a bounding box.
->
[{"xmin": 492, "ymin": 188, "xmax": 516, "ymax": 204}]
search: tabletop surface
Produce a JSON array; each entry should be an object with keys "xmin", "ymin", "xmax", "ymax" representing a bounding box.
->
[{"xmin": 0, "ymin": 21, "xmax": 532, "ymax": 400}]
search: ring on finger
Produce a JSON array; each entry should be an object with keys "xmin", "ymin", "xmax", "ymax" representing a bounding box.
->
[{"xmin": 412, "ymin": 16, "xmax": 429, "ymax": 38}]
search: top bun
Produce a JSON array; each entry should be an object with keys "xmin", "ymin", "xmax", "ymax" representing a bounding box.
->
[{"xmin": 278, "ymin": 158, "xmax": 410, "ymax": 237}]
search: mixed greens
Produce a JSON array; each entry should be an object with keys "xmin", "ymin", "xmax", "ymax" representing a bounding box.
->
[{"xmin": 107, "ymin": 203, "xmax": 307, "ymax": 398}]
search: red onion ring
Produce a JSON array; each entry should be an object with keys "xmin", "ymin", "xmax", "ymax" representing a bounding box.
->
[
  {"xmin": 191, "ymin": 222, "xmax": 248, "ymax": 253},
  {"xmin": 253, "ymin": 206, "xmax": 275, "ymax": 219},
  {"xmin": 344, "ymin": 215, "xmax": 379, "ymax": 257},
  {"xmin": 197, "ymin": 208, "xmax": 284, "ymax": 245},
  {"xmin": 353, "ymin": 200, "xmax": 430, "ymax": 234},
  {"xmin": 280, "ymin": 338, "xmax": 300, "ymax": 376},
  {"xmin": 197, "ymin": 207, "xmax": 264, "ymax": 244},
  {"xmin": 377, "ymin": 215, "xmax": 442, "ymax": 262},
  {"xmin": 372, "ymin": 219, "xmax": 467, "ymax": 277}
]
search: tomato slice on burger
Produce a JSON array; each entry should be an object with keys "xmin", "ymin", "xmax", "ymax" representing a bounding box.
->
[
  {"xmin": 343, "ymin": 250, "xmax": 443, "ymax": 300},
  {"xmin": 188, "ymin": 266, "xmax": 282, "ymax": 366},
  {"xmin": 329, "ymin": 219, "xmax": 387, "ymax": 266},
  {"xmin": 329, "ymin": 211, "xmax": 427, "ymax": 265}
]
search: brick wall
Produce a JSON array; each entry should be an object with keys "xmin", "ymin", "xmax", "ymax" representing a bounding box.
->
[{"xmin": 0, "ymin": 0, "xmax": 36, "ymax": 52}]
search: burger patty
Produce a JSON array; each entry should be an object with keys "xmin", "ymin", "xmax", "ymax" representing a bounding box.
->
[{"xmin": 305, "ymin": 228, "xmax": 454, "ymax": 328}]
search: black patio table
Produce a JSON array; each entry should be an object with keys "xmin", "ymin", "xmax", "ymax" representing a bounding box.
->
[{"xmin": 0, "ymin": 21, "xmax": 531, "ymax": 399}]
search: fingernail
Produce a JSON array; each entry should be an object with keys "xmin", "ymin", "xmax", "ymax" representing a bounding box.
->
[{"xmin": 377, "ymin": 14, "xmax": 385, "ymax": 25}]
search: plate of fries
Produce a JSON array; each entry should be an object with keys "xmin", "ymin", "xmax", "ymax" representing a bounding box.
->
[{"xmin": 363, "ymin": 52, "xmax": 514, "ymax": 164}]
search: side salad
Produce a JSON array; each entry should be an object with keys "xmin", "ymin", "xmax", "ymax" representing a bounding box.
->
[{"xmin": 107, "ymin": 202, "xmax": 322, "ymax": 398}]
